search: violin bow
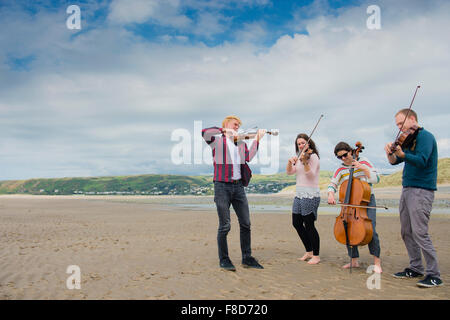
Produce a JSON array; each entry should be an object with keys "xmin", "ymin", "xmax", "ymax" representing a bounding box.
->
[
  {"xmin": 394, "ymin": 85, "xmax": 421, "ymax": 142},
  {"xmin": 295, "ymin": 114, "xmax": 324, "ymax": 162},
  {"xmin": 336, "ymin": 203, "xmax": 388, "ymax": 210}
]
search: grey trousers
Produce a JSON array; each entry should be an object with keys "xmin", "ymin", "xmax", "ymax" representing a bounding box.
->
[{"xmin": 399, "ymin": 187, "xmax": 440, "ymax": 278}]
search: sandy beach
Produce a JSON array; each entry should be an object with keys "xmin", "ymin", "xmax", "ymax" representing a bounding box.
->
[{"xmin": 0, "ymin": 193, "xmax": 449, "ymax": 300}]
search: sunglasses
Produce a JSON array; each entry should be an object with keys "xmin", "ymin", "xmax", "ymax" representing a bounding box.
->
[{"xmin": 336, "ymin": 151, "xmax": 351, "ymax": 160}]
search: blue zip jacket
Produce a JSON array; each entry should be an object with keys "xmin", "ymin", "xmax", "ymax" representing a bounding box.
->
[{"xmin": 393, "ymin": 127, "xmax": 438, "ymax": 191}]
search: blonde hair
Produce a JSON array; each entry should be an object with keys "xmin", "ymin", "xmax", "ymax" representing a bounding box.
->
[{"xmin": 222, "ymin": 115, "xmax": 242, "ymax": 128}]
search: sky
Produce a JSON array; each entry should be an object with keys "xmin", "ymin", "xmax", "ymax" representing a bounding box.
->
[{"xmin": 0, "ymin": 0, "xmax": 449, "ymax": 180}]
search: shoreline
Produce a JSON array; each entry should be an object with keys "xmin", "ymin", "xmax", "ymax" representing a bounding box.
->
[
  {"xmin": 1, "ymin": 183, "xmax": 449, "ymax": 199},
  {"xmin": 1, "ymin": 185, "xmax": 448, "ymax": 214}
]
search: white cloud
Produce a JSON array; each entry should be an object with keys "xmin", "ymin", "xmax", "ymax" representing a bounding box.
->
[
  {"xmin": 191, "ymin": 11, "xmax": 228, "ymax": 38},
  {"xmin": 108, "ymin": 0, "xmax": 191, "ymax": 28},
  {"xmin": 108, "ymin": 0, "xmax": 160, "ymax": 24},
  {"xmin": 107, "ymin": 0, "xmax": 271, "ymax": 38},
  {"xmin": 234, "ymin": 22, "xmax": 268, "ymax": 43},
  {"xmin": 184, "ymin": 0, "xmax": 271, "ymax": 10},
  {"xmin": 1, "ymin": 0, "xmax": 449, "ymax": 179}
]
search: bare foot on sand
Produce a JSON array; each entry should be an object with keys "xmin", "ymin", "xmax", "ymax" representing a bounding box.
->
[
  {"xmin": 298, "ymin": 252, "xmax": 313, "ymax": 261},
  {"xmin": 373, "ymin": 264, "xmax": 382, "ymax": 273},
  {"xmin": 373, "ymin": 257, "xmax": 382, "ymax": 273},
  {"xmin": 307, "ymin": 256, "xmax": 320, "ymax": 265},
  {"xmin": 342, "ymin": 259, "xmax": 360, "ymax": 269}
]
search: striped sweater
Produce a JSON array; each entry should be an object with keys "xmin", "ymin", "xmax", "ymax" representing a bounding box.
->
[
  {"xmin": 328, "ymin": 156, "xmax": 380, "ymax": 194},
  {"xmin": 201, "ymin": 126, "xmax": 259, "ymax": 183}
]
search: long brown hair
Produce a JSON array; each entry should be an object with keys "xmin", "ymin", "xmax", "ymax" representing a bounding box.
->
[{"xmin": 295, "ymin": 133, "xmax": 320, "ymax": 158}]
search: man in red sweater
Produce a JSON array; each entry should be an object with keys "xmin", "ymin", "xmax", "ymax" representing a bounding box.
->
[{"xmin": 202, "ymin": 115, "xmax": 266, "ymax": 271}]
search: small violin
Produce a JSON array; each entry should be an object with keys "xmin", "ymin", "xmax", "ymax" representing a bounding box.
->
[
  {"xmin": 298, "ymin": 146, "xmax": 313, "ymax": 164},
  {"xmin": 294, "ymin": 114, "xmax": 324, "ymax": 164},
  {"xmin": 389, "ymin": 124, "xmax": 419, "ymax": 154},
  {"xmin": 232, "ymin": 128, "xmax": 278, "ymax": 142}
]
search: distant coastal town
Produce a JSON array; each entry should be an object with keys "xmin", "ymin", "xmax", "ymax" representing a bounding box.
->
[
  {"xmin": 1, "ymin": 158, "xmax": 448, "ymax": 196},
  {"xmin": 48, "ymin": 182, "xmax": 294, "ymax": 196}
]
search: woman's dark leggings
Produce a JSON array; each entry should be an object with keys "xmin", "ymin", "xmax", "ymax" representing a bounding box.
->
[{"xmin": 292, "ymin": 213, "xmax": 320, "ymax": 256}]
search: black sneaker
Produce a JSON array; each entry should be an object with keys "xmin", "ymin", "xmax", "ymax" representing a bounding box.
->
[
  {"xmin": 242, "ymin": 257, "xmax": 264, "ymax": 269},
  {"xmin": 417, "ymin": 275, "xmax": 443, "ymax": 288},
  {"xmin": 220, "ymin": 259, "xmax": 236, "ymax": 271},
  {"xmin": 393, "ymin": 268, "xmax": 424, "ymax": 279}
]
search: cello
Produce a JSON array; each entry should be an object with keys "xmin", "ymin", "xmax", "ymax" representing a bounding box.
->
[{"xmin": 333, "ymin": 142, "xmax": 373, "ymax": 272}]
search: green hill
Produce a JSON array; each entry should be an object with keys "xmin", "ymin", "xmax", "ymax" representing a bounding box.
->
[
  {"xmin": 376, "ymin": 157, "xmax": 450, "ymax": 188},
  {"xmin": 0, "ymin": 175, "xmax": 213, "ymax": 195},
  {"xmin": 0, "ymin": 158, "xmax": 448, "ymax": 195},
  {"xmin": 0, "ymin": 172, "xmax": 300, "ymax": 195}
]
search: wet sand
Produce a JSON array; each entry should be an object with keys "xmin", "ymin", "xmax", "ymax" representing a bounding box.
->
[{"xmin": 0, "ymin": 194, "xmax": 449, "ymax": 300}]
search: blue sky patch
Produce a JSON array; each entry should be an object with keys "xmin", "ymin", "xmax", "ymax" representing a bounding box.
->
[{"xmin": 6, "ymin": 54, "xmax": 36, "ymax": 71}]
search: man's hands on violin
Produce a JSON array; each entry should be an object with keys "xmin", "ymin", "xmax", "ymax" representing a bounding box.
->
[
  {"xmin": 222, "ymin": 128, "xmax": 238, "ymax": 138},
  {"xmin": 224, "ymin": 128, "xmax": 266, "ymax": 142},
  {"xmin": 384, "ymin": 142, "xmax": 405, "ymax": 159},
  {"xmin": 256, "ymin": 129, "xmax": 266, "ymax": 142}
]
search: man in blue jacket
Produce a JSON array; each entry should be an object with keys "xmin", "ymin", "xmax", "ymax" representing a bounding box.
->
[{"xmin": 385, "ymin": 108, "xmax": 442, "ymax": 287}]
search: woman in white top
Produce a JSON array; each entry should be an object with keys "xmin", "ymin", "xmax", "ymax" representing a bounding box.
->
[{"xmin": 286, "ymin": 134, "xmax": 321, "ymax": 265}]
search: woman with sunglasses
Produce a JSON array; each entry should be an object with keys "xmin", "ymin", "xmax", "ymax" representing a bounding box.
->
[
  {"xmin": 286, "ymin": 134, "xmax": 321, "ymax": 265},
  {"xmin": 327, "ymin": 142, "xmax": 382, "ymax": 273}
]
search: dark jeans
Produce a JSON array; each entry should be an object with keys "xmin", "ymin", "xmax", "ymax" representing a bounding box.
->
[
  {"xmin": 214, "ymin": 181, "xmax": 251, "ymax": 262},
  {"xmin": 347, "ymin": 194, "xmax": 381, "ymax": 258}
]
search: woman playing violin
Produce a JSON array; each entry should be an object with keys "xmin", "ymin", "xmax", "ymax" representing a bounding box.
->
[
  {"xmin": 286, "ymin": 134, "xmax": 321, "ymax": 265},
  {"xmin": 327, "ymin": 142, "xmax": 382, "ymax": 273}
]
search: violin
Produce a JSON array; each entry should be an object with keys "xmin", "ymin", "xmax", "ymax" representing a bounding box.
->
[
  {"xmin": 294, "ymin": 114, "xmax": 324, "ymax": 164},
  {"xmin": 389, "ymin": 85, "xmax": 421, "ymax": 154},
  {"xmin": 300, "ymin": 146, "xmax": 313, "ymax": 164},
  {"xmin": 390, "ymin": 124, "xmax": 419, "ymax": 154},
  {"xmin": 333, "ymin": 142, "xmax": 373, "ymax": 272},
  {"xmin": 232, "ymin": 127, "xmax": 279, "ymax": 142}
]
